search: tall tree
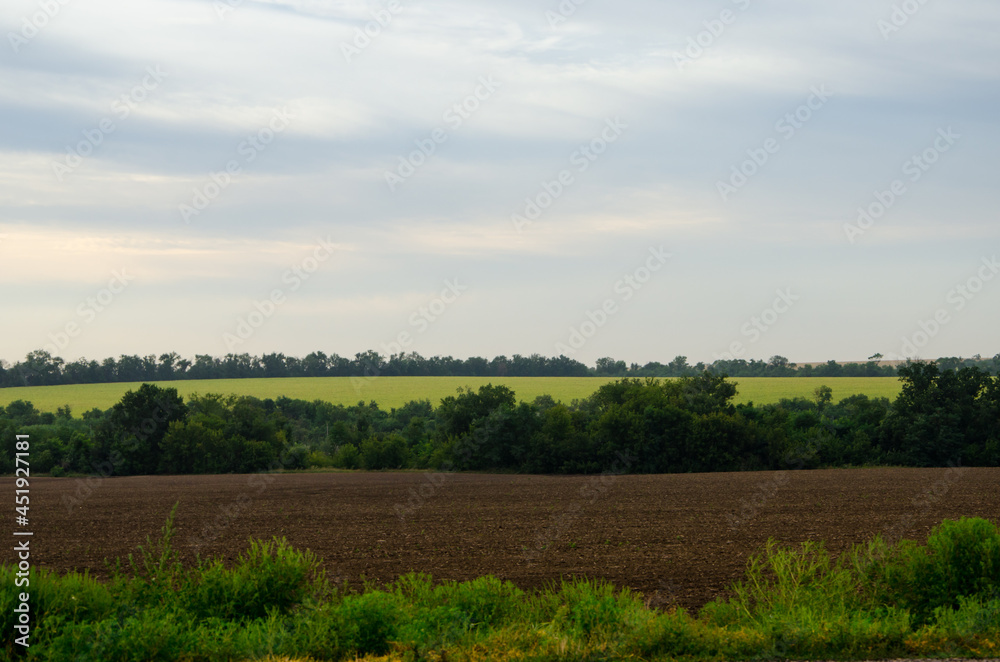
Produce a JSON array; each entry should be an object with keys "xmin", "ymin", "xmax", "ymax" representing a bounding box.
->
[{"xmin": 96, "ymin": 384, "xmax": 187, "ymax": 475}]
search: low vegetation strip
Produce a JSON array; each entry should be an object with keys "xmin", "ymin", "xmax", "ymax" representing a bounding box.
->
[
  {"xmin": 2, "ymin": 512, "xmax": 998, "ymax": 660},
  {"xmin": 0, "ymin": 376, "xmax": 903, "ymax": 415}
]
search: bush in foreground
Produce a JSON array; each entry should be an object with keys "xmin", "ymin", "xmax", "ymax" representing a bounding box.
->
[{"xmin": 3, "ymin": 514, "xmax": 1000, "ymax": 660}]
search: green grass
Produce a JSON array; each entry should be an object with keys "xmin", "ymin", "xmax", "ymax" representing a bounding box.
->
[
  {"xmin": 0, "ymin": 376, "xmax": 902, "ymax": 415},
  {"xmin": 3, "ymin": 512, "xmax": 998, "ymax": 661}
]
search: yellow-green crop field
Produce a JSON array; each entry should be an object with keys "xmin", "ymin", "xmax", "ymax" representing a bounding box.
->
[{"xmin": 0, "ymin": 376, "xmax": 903, "ymax": 415}]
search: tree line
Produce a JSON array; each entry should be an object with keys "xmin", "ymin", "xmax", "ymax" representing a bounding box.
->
[
  {"xmin": 2, "ymin": 363, "xmax": 998, "ymax": 479},
  {"xmin": 3, "ymin": 348, "xmax": 998, "ymax": 388}
]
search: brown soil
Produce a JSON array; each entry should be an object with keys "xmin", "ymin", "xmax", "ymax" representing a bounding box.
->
[{"xmin": 14, "ymin": 467, "xmax": 1000, "ymax": 612}]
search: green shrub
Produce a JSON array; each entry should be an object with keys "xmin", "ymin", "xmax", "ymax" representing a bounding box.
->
[
  {"xmin": 443, "ymin": 575, "xmax": 526, "ymax": 627},
  {"xmin": 283, "ymin": 443, "xmax": 310, "ymax": 470},
  {"xmin": 708, "ymin": 540, "xmax": 862, "ymax": 628},
  {"xmin": 108, "ymin": 503, "xmax": 185, "ymax": 611},
  {"xmin": 306, "ymin": 450, "xmax": 334, "ymax": 468},
  {"xmin": 336, "ymin": 590, "xmax": 403, "ymax": 655},
  {"xmin": 274, "ymin": 606, "xmax": 349, "ymax": 660},
  {"xmin": 332, "ymin": 443, "xmax": 360, "ymax": 469},
  {"xmin": 546, "ymin": 578, "xmax": 647, "ymax": 639},
  {"xmin": 868, "ymin": 517, "xmax": 1000, "ymax": 623},
  {"xmin": 34, "ymin": 568, "xmax": 115, "ymax": 624},
  {"xmin": 387, "ymin": 574, "xmax": 528, "ymax": 652},
  {"xmin": 37, "ymin": 609, "xmax": 199, "ymax": 662},
  {"xmin": 183, "ymin": 537, "xmax": 323, "ymax": 621},
  {"xmin": 359, "ymin": 433, "xmax": 409, "ymax": 470},
  {"xmin": 392, "ymin": 573, "xmax": 525, "ymax": 628},
  {"xmin": 627, "ymin": 608, "xmax": 702, "ymax": 658},
  {"xmin": 930, "ymin": 592, "xmax": 1000, "ymax": 638}
]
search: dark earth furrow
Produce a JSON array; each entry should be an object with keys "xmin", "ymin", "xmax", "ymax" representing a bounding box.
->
[{"xmin": 16, "ymin": 467, "xmax": 999, "ymax": 612}]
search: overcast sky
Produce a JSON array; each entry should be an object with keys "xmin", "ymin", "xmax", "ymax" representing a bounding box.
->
[{"xmin": 1, "ymin": 0, "xmax": 998, "ymax": 366}]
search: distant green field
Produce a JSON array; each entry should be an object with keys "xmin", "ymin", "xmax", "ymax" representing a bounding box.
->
[{"xmin": 0, "ymin": 376, "xmax": 902, "ymax": 415}]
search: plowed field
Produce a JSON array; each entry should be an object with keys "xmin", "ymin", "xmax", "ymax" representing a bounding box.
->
[{"xmin": 17, "ymin": 467, "xmax": 999, "ymax": 612}]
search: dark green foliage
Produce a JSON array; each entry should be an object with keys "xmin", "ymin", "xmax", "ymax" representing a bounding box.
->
[
  {"xmin": 359, "ymin": 433, "xmax": 409, "ymax": 469},
  {"xmin": 866, "ymin": 517, "xmax": 1000, "ymax": 624},
  {"xmin": 3, "ymin": 364, "xmax": 999, "ymax": 477},
  {"xmin": 331, "ymin": 442, "xmax": 360, "ymax": 469},
  {"xmin": 437, "ymin": 384, "xmax": 516, "ymax": 438},
  {"xmin": 3, "ymin": 400, "xmax": 43, "ymax": 425},
  {"xmin": 94, "ymin": 384, "xmax": 186, "ymax": 475},
  {"xmin": 879, "ymin": 363, "xmax": 998, "ymax": 466},
  {"xmin": 0, "ymin": 349, "xmax": 599, "ymax": 386},
  {"xmin": 582, "ymin": 377, "xmax": 763, "ymax": 473},
  {"xmin": 11, "ymin": 348, "xmax": 999, "ymax": 389},
  {"xmin": 335, "ymin": 591, "xmax": 403, "ymax": 654}
]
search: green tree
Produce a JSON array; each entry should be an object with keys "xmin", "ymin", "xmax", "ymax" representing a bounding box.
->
[
  {"xmin": 436, "ymin": 384, "xmax": 516, "ymax": 438},
  {"xmin": 595, "ymin": 357, "xmax": 627, "ymax": 375},
  {"xmin": 668, "ymin": 355, "xmax": 692, "ymax": 376},
  {"xmin": 878, "ymin": 363, "xmax": 993, "ymax": 466},
  {"xmin": 97, "ymin": 384, "xmax": 186, "ymax": 475},
  {"xmin": 814, "ymin": 385, "xmax": 833, "ymax": 412},
  {"xmin": 18, "ymin": 350, "xmax": 64, "ymax": 385},
  {"xmin": 3, "ymin": 400, "xmax": 41, "ymax": 426}
]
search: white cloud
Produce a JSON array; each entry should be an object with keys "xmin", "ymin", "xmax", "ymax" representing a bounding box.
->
[{"xmin": 0, "ymin": 226, "xmax": 354, "ymax": 284}]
